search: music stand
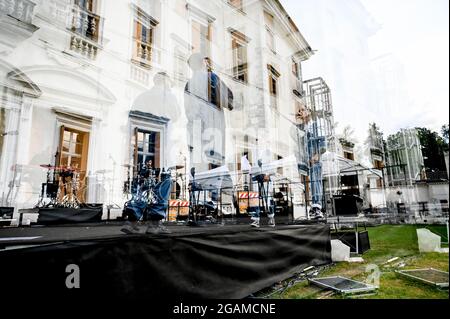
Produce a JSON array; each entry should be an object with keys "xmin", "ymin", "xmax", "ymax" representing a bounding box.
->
[
  {"xmin": 252, "ymin": 160, "xmax": 273, "ymax": 216},
  {"xmin": 188, "ymin": 167, "xmax": 200, "ymax": 225}
]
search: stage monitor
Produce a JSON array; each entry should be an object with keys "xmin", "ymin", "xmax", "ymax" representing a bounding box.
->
[
  {"xmin": 333, "ymin": 195, "xmax": 363, "ymax": 216},
  {"xmin": 0, "ymin": 207, "xmax": 14, "ymax": 227}
]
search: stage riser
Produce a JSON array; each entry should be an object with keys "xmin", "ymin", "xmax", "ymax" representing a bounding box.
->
[
  {"xmin": 0, "ymin": 225, "xmax": 331, "ymax": 299},
  {"xmin": 37, "ymin": 206, "xmax": 103, "ymax": 225}
]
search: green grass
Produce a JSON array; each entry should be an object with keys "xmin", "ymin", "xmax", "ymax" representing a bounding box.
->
[{"xmin": 276, "ymin": 225, "xmax": 449, "ymax": 299}]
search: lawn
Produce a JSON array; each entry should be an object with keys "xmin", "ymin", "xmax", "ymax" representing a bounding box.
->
[{"xmin": 276, "ymin": 224, "xmax": 449, "ymax": 299}]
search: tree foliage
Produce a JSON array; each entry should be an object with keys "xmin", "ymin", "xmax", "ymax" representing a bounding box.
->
[{"xmin": 416, "ymin": 127, "xmax": 448, "ymax": 172}]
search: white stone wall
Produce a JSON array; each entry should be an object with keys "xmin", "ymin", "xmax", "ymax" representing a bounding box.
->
[{"xmin": 1, "ymin": 0, "xmax": 312, "ymax": 217}]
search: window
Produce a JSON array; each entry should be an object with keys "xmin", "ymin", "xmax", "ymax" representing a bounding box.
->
[
  {"xmin": 264, "ymin": 11, "xmax": 275, "ymax": 53},
  {"xmin": 268, "ymin": 64, "xmax": 280, "ymax": 99},
  {"xmin": 75, "ymin": 0, "xmax": 96, "ymax": 12},
  {"xmin": 376, "ymin": 178, "xmax": 383, "ymax": 189},
  {"xmin": 132, "ymin": 6, "xmax": 158, "ymax": 68},
  {"xmin": 70, "ymin": 0, "xmax": 101, "ymax": 43},
  {"xmin": 228, "ymin": 0, "xmax": 243, "ymax": 10},
  {"xmin": 269, "ymin": 73, "xmax": 277, "ymax": 95},
  {"xmin": 344, "ymin": 151, "xmax": 355, "ymax": 161},
  {"xmin": 264, "ymin": 11, "xmax": 274, "ymax": 27},
  {"xmin": 133, "ymin": 128, "xmax": 161, "ymax": 174},
  {"xmin": 59, "ymin": 127, "xmax": 89, "ymax": 172},
  {"xmin": 266, "ymin": 27, "xmax": 275, "ymax": 53},
  {"xmin": 292, "ymin": 60, "xmax": 299, "ymax": 77},
  {"xmin": 268, "ymin": 65, "xmax": 280, "ymax": 108},
  {"xmin": 374, "ymin": 159, "xmax": 384, "ymax": 169},
  {"xmin": 231, "ymin": 31, "xmax": 248, "ymax": 83},
  {"xmin": 57, "ymin": 126, "xmax": 90, "ymax": 201},
  {"xmin": 191, "ymin": 19, "xmax": 212, "ymax": 58}
]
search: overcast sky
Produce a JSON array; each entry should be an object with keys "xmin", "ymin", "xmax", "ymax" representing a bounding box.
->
[{"xmin": 282, "ymin": 0, "xmax": 449, "ymax": 137}]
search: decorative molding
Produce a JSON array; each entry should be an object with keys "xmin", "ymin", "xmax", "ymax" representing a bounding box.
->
[
  {"xmin": 53, "ymin": 108, "xmax": 93, "ymax": 126},
  {"xmin": 0, "ymin": 58, "xmax": 42, "ymax": 98},
  {"xmin": 186, "ymin": 3, "xmax": 215, "ymax": 23},
  {"xmin": 228, "ymin": 28, "xmax": 251, "ymax": 43},
  {"xmin": 129, "ymin": 110, "xmax": 170, "ymax": 125},
  {"xmin": 0, "ymin": 13, "xmax": 39, "ymax": 54},
  {"xmin": 130, "ymin": 3, "xmax": 159, "ymax": 27},
  {"xmin": 8, "ymin": 65, "xmax": 117, "ymax": 106}
]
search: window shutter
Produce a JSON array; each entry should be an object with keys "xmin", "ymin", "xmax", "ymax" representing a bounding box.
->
[{"xmin": 57, "ymin": 125, "xmax": 65, "ymax": 166}]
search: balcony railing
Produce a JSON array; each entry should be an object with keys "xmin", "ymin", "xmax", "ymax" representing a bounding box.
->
[
  {"xmin": 69, "ymin": 35, "xmax": 99, "ymax": 59},
  {"xmin": 132, "ymin": 39, "xmax": 162, "ymax": 68},
  {"xmin": 130, "ymin": 64, "xmax": 150, "ymax": 86},
  {"xmin": 67, "ymin": 4, "xmax": 104, "ymax": 59},
  {"xmin": 0, "ymin": 0, "xmax": 36, "ymax": 24},
  {"xmin": 68, "ymin": 4, "xmax": 103, "ymax": 43}
]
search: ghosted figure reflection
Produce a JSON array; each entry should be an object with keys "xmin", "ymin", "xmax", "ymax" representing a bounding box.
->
[
  {"xmin": 184, "ymin": 53, "xmax": 234, "ymax": 172},
  {"xmin": 133, "ymin": 72, "xmax": 185, "ymax": 168},
  {"xmin": 121, "ymin": 72, "xmax": 183, "ymax": 235}
]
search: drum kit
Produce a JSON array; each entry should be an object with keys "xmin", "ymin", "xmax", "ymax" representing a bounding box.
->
[
  {"xmin": 122, "ymin": 162, "xmax": 186, "ymax": 200},
  {"xmin": 122, "ymin": 162, "xmax": 186, "ymax": 221},
  {"xmin": 35, "ymin": 159, "xmax": 188, "ymax": 212},
  {"xmin": 35, "ymin": 158, "xmax": 226, "ymax": 225},
  {"xmin": 36, "ymin": 164, "xmax": 86, "ymax": 209}
]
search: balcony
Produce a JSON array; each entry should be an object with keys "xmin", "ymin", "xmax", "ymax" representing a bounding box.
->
[
  {"xmin": 69, "ymin": 35, "xmax": 99, "ymax": 59},
  {"xmin": 290, "ymin": 74, "xmax": 303, "ymax": 97},
  {"xmin": 131, "ymin": 39, "xmax": 162, "ymax": 69},
  {"xmin": 0, "ymin": 0, "xmax": 38, "ymax": 53},
  {"xmin": 67, "ymin": 4, "xmax": 104, "ymax": 59},
  {"xmin": 130, "ymin": 63, "xmax": 150, "ymax": 86},
  {"xmin": 0, "ymin": 0, "xmax": 35, "ymax": 23}
]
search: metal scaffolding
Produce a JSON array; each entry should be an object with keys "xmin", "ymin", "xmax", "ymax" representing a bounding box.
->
[{"xmin": 303, "ymin": 78, "xmax": 335, "ymax": 207}]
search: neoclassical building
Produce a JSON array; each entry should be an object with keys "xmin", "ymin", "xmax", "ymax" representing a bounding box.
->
[{"xmin": 1, "ymin": 0, "xmax": 314, "ymax": 220}]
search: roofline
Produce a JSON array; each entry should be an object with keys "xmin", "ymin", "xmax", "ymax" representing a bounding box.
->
[{"xmin": 265, "ymin": 0, "xmax": 314, "ymax": 61}]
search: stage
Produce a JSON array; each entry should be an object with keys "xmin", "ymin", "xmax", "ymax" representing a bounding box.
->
[{"xmin": 0, "ymin": 222, "xmax": 331, "ymax": 299}]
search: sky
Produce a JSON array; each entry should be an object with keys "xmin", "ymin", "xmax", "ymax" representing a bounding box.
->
[{"xmin": 281, "ymin": 0, "xmax": 449, "ymax": 138}]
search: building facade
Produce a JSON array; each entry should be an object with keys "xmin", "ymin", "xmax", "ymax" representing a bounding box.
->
[{"xmin": 0, "ymin": 0, "xmax": 314, "ymax": 219}]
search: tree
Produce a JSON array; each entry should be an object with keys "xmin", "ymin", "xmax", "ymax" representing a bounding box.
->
[
  {"xmin": 441, "ymin": 124, "xmax": 449, "ymax": 147},
  {"xmin": 416, "ymin": 127, "xmax": 447, "ymax": 172},
  {"xmin": 338, "ymin": 125, "xmax": 357, "ymax": 147}
]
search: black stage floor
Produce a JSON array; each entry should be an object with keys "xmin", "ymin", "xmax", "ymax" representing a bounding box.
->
[
  {"xmin": 0, "ymin": 221, "xmax": 331, "ymax": 299},
  {"xmin": 0, "ymin": 219, "xmax": 317, "ymax": 247}
]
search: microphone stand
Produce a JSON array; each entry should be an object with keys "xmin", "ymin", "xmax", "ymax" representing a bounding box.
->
[
  {"xmin": 107, "ymin": 155, "xmax": 120, "ymax": 221},
  {"xmin": 188, "ymin": 167, "xmax": 198, "ymax": 226}
]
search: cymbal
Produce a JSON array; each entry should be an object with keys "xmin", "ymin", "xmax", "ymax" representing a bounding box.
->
[{"xmin": 122, "ymin": 164, "xmax": 135, "ymax": 168}]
